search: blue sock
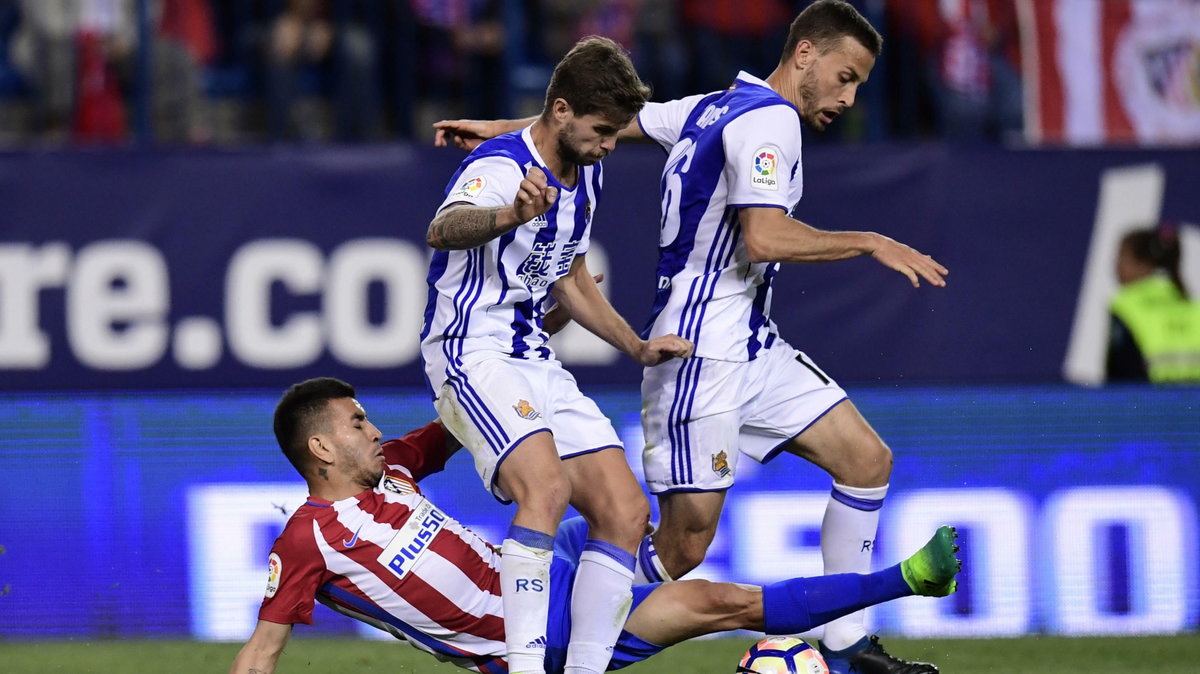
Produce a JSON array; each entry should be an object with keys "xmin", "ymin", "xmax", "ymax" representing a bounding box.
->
[
  {"xmin": 507, "ymin": 524, "xmax": 555, "ymax": 550},
  {"xmin": 762, "ymin": 563, "xmax": 911, "ymax": 635}
]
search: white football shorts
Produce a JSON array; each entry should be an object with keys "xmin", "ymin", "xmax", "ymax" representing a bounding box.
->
[
  {"xmin": 434, "ymin": 353, "xmax": 623, "ymax": 503},
  {"xmin": 641, "ymin": 340, "xmax": 847, "ymax": 493}
]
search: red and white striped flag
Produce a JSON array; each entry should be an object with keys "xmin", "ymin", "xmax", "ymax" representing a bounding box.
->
[{"xmin": 1019, "ymin": 0, "xmax": 1200, "ymax": 145}]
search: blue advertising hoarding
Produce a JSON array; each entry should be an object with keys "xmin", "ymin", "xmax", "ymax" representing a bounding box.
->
[
  {"xmin": 2, "ymin": 144, "xmax": 1198, "ymax": 389},
  {"xmin": 1, "ymin": 385, "xmax": 1196, "ymax": 640}
]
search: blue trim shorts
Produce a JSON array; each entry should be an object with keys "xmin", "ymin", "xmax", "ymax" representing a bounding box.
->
[
  {"xmin": 641, "ymin": 341, "xmax": 847, "ymax": 494},
  {"xmin": 434, "ymin": 353, "xmax": 623, "ymax": 503}
]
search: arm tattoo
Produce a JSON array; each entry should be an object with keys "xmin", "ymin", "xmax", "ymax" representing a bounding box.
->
[
  {"xmin": 248, "ymin": 669, "xmax": 269, "ymax": 674},
  {"xmin": 427, "ymin": 207, "xmax": 504, "ymax": 250}
]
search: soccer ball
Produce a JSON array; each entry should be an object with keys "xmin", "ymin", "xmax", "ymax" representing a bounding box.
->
[{"xmin": 736, "ymin": 636, "xmax": 829, "ymax": 674}]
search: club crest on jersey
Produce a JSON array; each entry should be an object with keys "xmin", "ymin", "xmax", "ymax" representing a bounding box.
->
[
  {"xmin": 712, "ymin": 450, "xmax": 731, "ymax": 478},
  {"xmin": 450, "ymin": 175, "xmax": 486, "ymax": 199},
  {"xmin": 751, "ymin": 147, "xmax": 779, "ymax": 191},
  {"xmin": 584, "ymin": 200, "xmax": 592, "ymax": 224},
  {"xmin": 265, "ymin": 552, "xmax": 282, "ymax": 598},
  {"xmin": 382, "ymin": 475, "xmax": 416, "ymax": 496},
  {"xmin": 513, "ymin": 399, "xmax": 541, "ymax": 420}
]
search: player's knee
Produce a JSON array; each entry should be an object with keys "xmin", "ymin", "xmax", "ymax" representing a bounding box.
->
[
  {"xmin": 674, "ymin": 533, "xmax": 712, "ymax": 573},
  {"xmin": 518, "ymin": 473, "xmax": 572, "ymax": 517},
  {"xmin": 844, "ymin": 440, "xmax": 892, "ymax": 486},
  {"xmin": 591, "ymin": 493, "xmax": 650, "ymax": 546},
  {"xmin": 867, "ymin": 442, "xmax": 893, "ymax": 483},
  {"xmin": 614, "ymin": 496, "xmax": 651, "ymax": 533}
]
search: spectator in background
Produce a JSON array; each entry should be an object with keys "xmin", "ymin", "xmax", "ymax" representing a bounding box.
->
[
  {"xmin": 538, "ymin": 0, "xmax": 636, "ymax": 60},
  {"xmin": 680, "ymin": 0, "xmax": 793, "ymax": 94},
  {"xmin": 9, "ymin": 0, "xmax": 213, "ymax": 144},
  {"xmin": 153, "ymin": 0, "xmax": 215, "ymax": 143},
  {"xmin": 407, "ymin": 0, "xmax": 506, "ymax": 134},
  {"xmin": 1108, "ymin": 226, "xmax": 1200, "ymax": 384},
  {"xmin": 891, "ymin": 0, "xmax": 1021, "ymax": 142},
  {"xmin": 9, "ymin": 0, "xmax": 92, "ymax": 140},
  {"xmin": 265, "ymin": 0, "xmax": 382, "ymax": 142},
  {"xmin": 632, "ymin": 0, "xmax": 688, "ymax": 102}
]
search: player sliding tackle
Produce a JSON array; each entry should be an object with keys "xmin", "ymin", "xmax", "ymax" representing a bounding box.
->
[{"xmin": 229, "ymin": 377, "xmax": 963, "ymax": 674}]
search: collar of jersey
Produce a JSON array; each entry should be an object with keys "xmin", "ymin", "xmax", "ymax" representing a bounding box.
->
[
  {"xmin": 733, "ymin": 70, "xmax": 799, "ymax": 114},
  {"xmin": 304, "ymin": 481, "xmax": 379, "ymax": 508},
  {"xmin": 521, "ymin": 126, "xmax": 582, "ymax": 194}
]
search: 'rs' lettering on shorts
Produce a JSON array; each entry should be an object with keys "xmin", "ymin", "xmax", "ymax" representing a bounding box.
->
[
  {"xmin": 641, "ymin": 340, "xmax": 848, "ymax": 494},
  {"xmin": 435, "ymin": 353, "xmax": 623, "ymax": 503}
]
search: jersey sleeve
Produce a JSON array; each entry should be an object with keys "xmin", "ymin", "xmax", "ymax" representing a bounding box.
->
[
  {"xmin": 722, "ymin": 105, "xmax": 802, "ymax": 210},
  {"xmin": 381, "ymin": 421, "xmax": 450, "ymax": 482},
  {"xmin": 637, "ymin": 94, "xmax": 709, "ymax": 150},
  {"xmin": 257, "ymin": 523, "xmax": 325, "ymax": 625},
  {"xmin": 437, "ymin": 155, "xmax": 525, "ymax": 215}
]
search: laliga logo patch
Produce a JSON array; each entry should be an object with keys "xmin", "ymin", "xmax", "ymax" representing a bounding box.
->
[
  {"xmin": 451, "ymin": 175, "xmax": 487, "ymax": 198},
  {"xmin": 712, "ymin": 450, "xmax": 731, "ymax": 478},
  {"xmin": 513, "ymin": 399, "xmax": 542, "ymax": 420},
  {"xmin": 750, "ymin": 147, "xmax": 779, "ymax": 191},
  {"xmin": 265, "ymin": 552, "xmax": 282, "ymax": 598}
]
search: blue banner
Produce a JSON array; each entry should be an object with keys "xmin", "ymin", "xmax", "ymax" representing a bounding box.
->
[
  {"xmin": 2, "ymin": 145, "xmax": 1198, "ymax": 389},
  {"xmin": 1, "ymin": 385, "xmax": 1197, "ymax": 639}
]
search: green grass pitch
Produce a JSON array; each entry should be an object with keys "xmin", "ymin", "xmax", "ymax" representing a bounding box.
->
[{"xmin": 2, "ymin": 635, "xmax": 1198, "ymax": 673}]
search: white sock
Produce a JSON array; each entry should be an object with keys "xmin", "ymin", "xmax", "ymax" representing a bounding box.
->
[
  {"xmin": 820, "ymin": 482, "xmax": 888, "ymax": 651},
  {"xmin": 631, "ymin": 534, "xmax": 673, "ymax": 584},
  {"xmin": 564, "ymin": 541, "xmax": 636, "ymax": 674},
  {"xmin": 501, "ymin": 533, "xmax": 554, "ymax": 673}
]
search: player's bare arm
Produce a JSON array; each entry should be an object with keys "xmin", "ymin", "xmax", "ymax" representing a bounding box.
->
[
  {"xmin": 433, "ymin": 117, "xmax": 535, "ymax": 151},
  {"xmin": 434, "ymin": 115, "xmax": 644, "ymax": 151},
  {"xmin": 739, "ymin": 206, "xmax": 948, "ymax": 287},
  {"xmin": 229, "ymin": 619, "xmax": 292, "ymax": 674},
  {"xmin": 551, "ymin": 256, "xmax": 693, "ymax": 366},
  {"xmin": 543, "ymin": 273, "xmax": 605, "ymax": 335},
  {"xmin": 426, "ymin": 167, "xmax": 558, "ymax": 250}
]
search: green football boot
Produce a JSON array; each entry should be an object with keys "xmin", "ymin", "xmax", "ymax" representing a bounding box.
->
[{"xmin": 900, "ymin": 525, "xmax": 961, "ymax": 597}]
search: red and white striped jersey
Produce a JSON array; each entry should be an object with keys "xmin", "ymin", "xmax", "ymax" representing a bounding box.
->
[{"xmin": 258, "ymin": 422, "xmax": 509, "ymax": 673}]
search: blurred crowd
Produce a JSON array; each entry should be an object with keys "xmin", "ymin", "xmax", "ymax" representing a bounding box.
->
[{"xmin": 0, "ymin": 0, "xmax": 1025, "ymax": 146}]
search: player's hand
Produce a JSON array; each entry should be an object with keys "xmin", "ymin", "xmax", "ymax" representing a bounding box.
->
[
  {"xmin": 433, "ymin": 120, "xmax": 496, "ymax": 151},
  {"xmin": 637, "ymin": 334, "xmax": 694, "ymax": 366},
  {"xmin": 543, "ymin": 274, "xmax": 604, "ymax": 335},
  {"xmin": 869, "ymin": 235, "xmax": 948, "ymax": 288},
  {"xmin": 513, "ymin": 166, "xmax": 558, "ymax": 224}
]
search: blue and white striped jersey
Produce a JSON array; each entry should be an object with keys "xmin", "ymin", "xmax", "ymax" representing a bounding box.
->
[
  {"xmin": 639, "ymin": 72, "xmax": 805, "ymax": 362},
  {"xmin": 421, "ymin": 127, "xmax": 602, "ymax": 391}
]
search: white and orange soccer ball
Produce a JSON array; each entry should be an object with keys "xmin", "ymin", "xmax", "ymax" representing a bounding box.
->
[{"xmin": 736, "ymin": 636, "xmax": 829, "ymax": 674}]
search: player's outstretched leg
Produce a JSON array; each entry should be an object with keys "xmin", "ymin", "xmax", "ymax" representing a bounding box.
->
[{"xmin": 820, "ymin": 526, "xmax": 960, "ymax": 674}]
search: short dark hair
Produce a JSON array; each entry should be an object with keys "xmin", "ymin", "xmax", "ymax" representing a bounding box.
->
[
  {"xmin": 780, "ymin": 0, "xmax": 883, "ymax": 63},
  {"xmin": 543, "ymin": 36, "xmax": 651, "ymax": 123},
  {"xmin": 1122, "ymin": 227, "xmax": 1187, "ymax": 297},
  {"xmin": 273, "ymin": 377, "xmax": 356, "ymax": 474}
]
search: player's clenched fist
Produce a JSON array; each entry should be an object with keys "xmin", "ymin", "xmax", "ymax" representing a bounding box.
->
[
  {"xmin": 637, "ymin": 334, "xmax": 695, "ymax": 366},
  {"xmin": 513, "ymin": 166, "xmax": 559, "ymax": 224}
]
